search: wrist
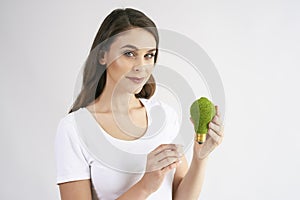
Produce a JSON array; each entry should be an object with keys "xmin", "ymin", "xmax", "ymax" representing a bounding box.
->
[
  {"xmin": 192, "ymin": 152, "xmax": 209, "ymax": 163},
  {"xmin": 137, "ymin": 178, "xmax": 152, "ymax": 198},
  {"xmin": 116, "ymin": 179, "xmax": 152, "ymax": 200}
]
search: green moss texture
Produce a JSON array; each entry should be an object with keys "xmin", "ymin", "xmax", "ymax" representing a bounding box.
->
[{"xmin": 190, "ymin": 97, "xmax": 216, "ymax": 134}]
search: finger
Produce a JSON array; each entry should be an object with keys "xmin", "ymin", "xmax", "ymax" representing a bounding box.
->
[
  {"xmin": 152, "ymin": 144, "xmax": 179, "ymax": 156},
  {"xmin": 190, "ymin": 117, "xmax": 194, "ymax": 125},
  {"xmin": 155, "ymin": 149, "xmax": 183, "ymax": 163},
  {"xmin": 158, "ymin": 156, "xmax": 180, "ymax": 168},
  {"xmin": 153, "ymin": 144, "xmax": 183, "ymax": 156},
  {"xmin": 209, "ymin": 121, "xmax": 222, "ymax": 134},
  {"xmin": 212, "ymin": 115, "xmax": 222, "ymax": 126},
  {"xmin": 207, "ymin": 128, "xmax": 223, "ymax": 145},
  {"xmin": 161, "ymin": 159, "xmax": 181, "ymax": 174},
  {"xmin": 215, "ymin": 105, "xmax": 221, "ymax": 117}
]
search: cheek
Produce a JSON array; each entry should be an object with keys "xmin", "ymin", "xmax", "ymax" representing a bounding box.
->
[
  {"xmin": 145, "ymin": 64, "xmax": 155, "ymax": 75},
  {"xmin": 108, "ymin": 58, "xmax": 132, "ymax": 79}
]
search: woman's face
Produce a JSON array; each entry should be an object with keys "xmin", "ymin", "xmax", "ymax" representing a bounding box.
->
[{"xmin": 102, "ymin": 28, "xmax": 157, "ymax": 94}]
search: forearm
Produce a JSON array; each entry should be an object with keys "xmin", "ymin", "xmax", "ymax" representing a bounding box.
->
[
  {"xmin": 173, "ymin": 155, "xmax": 208, "ymax": 200},
  {"xmin": 116, "ymin": 180, "xmax": 151, "ymax": 200}
]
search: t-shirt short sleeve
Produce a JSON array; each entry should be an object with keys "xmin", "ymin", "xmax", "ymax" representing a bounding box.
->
[{"xmin": 54, "ymin": 116, "xmax": 91, "ymax": 185}]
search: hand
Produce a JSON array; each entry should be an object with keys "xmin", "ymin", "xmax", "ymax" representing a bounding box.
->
[
  {"xmin": 190, "ymin": 105, "xmax": 224, "ymax": 160},
  {"xmin": 139, "ymin": 144, "xmax": 183, "ymax": 194}
]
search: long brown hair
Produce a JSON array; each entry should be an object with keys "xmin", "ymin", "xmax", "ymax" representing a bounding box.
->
[{"xmin": 68, "ymin": 8, "xmax": 159, "ymax": 114}]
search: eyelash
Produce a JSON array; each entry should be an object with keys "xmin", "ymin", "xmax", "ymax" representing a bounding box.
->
[{"xmin": 123, "ymin": 51, "xmax": 156, "ymax": 59}]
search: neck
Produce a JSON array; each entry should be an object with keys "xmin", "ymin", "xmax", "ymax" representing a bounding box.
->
[{"xmin": 89, "ymin": 79, "xmax": 142, "ymax": 114}]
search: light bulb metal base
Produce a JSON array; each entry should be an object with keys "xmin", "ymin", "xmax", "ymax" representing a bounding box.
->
[{"xmin": 197, "ymin": 134, "xmax": 206, "ymax": 144}]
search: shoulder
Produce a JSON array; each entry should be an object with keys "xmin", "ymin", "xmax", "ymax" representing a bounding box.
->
[
  {"xmin": 55, "ymin": 109, "xmax": 85, "ymax": 141},
  {"xmin": 57, "ymin": 108, "xmax": 86, "ymax": 129},
  {"xmin": 54, "ymin": 109, "xmax": 91, "ymax": 157},
  {"xmin": 56, "ymin": 112, "xmax": 75, "ymax": 133}
]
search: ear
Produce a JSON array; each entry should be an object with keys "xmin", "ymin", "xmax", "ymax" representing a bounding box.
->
[{"xmin": 98, "ymin": 50, "xmax": 107, "ymax": 65}]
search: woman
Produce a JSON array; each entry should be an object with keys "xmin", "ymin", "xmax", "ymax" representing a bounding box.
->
[{"xmin": 55, "ymin": 8, "xmax": 224, "ymax": 200}]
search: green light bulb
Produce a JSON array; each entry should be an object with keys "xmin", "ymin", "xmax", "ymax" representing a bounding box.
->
[{"xmin": 190, "ymin": 97, "xmax": 216, "ymax": 144}]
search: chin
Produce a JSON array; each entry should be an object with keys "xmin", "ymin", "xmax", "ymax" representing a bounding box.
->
[
  {"xmin": 120, "ymin": 85, "xmax": 142, "ymax": 95},
  {"xmin": 133, "ymin": 87, "xmax": 143, "ymax": 94}
]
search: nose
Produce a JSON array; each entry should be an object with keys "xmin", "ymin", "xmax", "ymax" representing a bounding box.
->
[{"xmin": 132, "ymin": 56, "xmax": 146, "ymax": 72}]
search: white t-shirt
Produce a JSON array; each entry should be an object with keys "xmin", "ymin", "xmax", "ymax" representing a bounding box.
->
[{"xmin": 54, "ymin": 98, "xmax": 180, "ymax": 200}]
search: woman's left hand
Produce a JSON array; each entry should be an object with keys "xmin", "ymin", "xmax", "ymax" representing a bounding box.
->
[{"xmin": 191, "ymin": 105, "xmax": 224, "ymax": 160}]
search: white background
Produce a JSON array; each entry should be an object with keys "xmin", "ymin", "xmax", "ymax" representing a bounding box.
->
[{"xmin": 1, "ymin": 0, "xmax": 299, "ymax": 199}]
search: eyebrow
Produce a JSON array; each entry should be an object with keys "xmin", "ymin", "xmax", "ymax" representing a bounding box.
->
[{"xmin": 121, "ymin": 45, "xmax": 156, "ymax": 52}]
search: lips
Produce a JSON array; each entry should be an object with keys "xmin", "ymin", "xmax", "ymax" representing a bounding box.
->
[{"xmin": 126, "ymin": 76, "xmax": 145, "ymax": 84}]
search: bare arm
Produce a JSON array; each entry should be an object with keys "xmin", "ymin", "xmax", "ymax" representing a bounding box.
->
[
  {"xmin": 116, "ymin": 180, "xmax": 150, "ymax": 200},
  {"xmin": 118, "ymin": 144, "xmax": 183, "ymax": 199},
  {"xmin": 173, "ymin": 154, "xmax": 208, "ymax": 200},
  {"xmin": 59, "ymin": 180, "xmax": 93, "ymax": 200},
  {"xmin": 59, "ymin": 144, "xmax": 182, "ymax": 200},
  {"xmin": 59, "ymin": 179, "xmax": 150, "ymax": 200},
  {"xmin": 58, "ymin": 152, "xmax": 207, "ymax": 200},
  {"xmin": 173, "ymin": 105, "xmax": 224, "ymax": 199},
  {"xmin": 172, "ymin": 155, "xmax": 189, "ymax": 197}
]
